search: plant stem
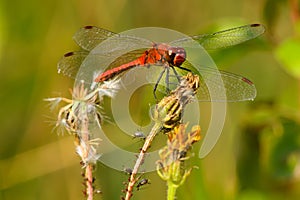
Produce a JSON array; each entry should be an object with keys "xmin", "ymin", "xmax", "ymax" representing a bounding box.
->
[
  {"xmin": 80, "ymin": 104, "xmax": 94, "ymax": 200},
  {"xmin": 85, "ymin": 164, "xmax": 94, "ymax": 200},
  {"xmin": 124, "ymin": 122, "xmax": 162, "ymax": 200},
  {"xmin": 167, "ymin": 180, "xmax": 178, "ymax": 200}
]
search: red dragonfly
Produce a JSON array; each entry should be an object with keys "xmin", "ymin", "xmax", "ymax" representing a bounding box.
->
[{"xmin": 58, "ymin": 24, "xmax": 265, "ymax": 101}]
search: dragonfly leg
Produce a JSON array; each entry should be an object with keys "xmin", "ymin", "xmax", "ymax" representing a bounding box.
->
[
  {"xmin": 170, "ymin": 66, "xmax": 181, "ymax": 83},
  {"xmin": 176, "ymin": 65, "xmax": 192, "ymax": 72},
  {"xmin": 165, "ymin": 67, "xmax": 170, "ymax": 93},
  {"xmin": 153, "ymin": 68, "xmax": 167, "ymax": 99}
]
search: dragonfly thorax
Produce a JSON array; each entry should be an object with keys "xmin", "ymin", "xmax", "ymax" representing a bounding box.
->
[{"xmin": 167, "ymin": 46, "xmax": 186, "ymax": 67}]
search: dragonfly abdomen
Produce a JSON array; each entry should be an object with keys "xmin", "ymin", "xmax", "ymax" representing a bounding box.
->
[{"xmin": 94, "ymin": 53, "xmax": 147, "ymax": 82}]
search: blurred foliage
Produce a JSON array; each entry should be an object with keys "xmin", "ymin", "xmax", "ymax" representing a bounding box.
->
[
  {"xmin": 237, "ymin": 101, "xmax": 300, "ymax": 199},
  {"xmin": 275, "ymin": 26, "xmax": 300, "ymax": 78},
  {"xmin": 265, "ymin": 0, "xmax": 300, "ymax": 78},
  {"xmin": 0, "ymin": 0, "xmax": 300, "ymax": 200}
]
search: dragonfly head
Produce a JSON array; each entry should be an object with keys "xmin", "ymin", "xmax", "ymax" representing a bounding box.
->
[{"xmin": 168, "ymin": 47, "xmax": 186, "ymax": 67}]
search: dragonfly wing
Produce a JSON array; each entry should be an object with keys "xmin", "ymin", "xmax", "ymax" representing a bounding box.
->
[
  {"xmin": 171, "ymin": 24, "xmax": 265, "ymax": 49},
  {"xmin": 196, "ymin": 67, "xmax": 256, "ymax": 102},
  {"xmin": 73, "ymin": 26, "xmax": 153, "ymax": 53},
  {"xmin": 142, "ymin": 62, "xmax": 256, "ymax": 102},
  {"xmin": 59, "ymin": 26, "xmax": 152, "ymax": 81},
  {"xmin": 171, "ymin": 61, "xmax": 256, "ymax": 102},
  {"xmin": 57, "ymin": 49, "xmax": 148, "ymax": 82},
  {"xmin": 106, "ymin": 49, "xmax": 148, "ymax": 69},
  {"xmin": 73, "ymin": 26, "xmax": 118, "ymax": 51},
  {"xmin": 57, "ymin": 51, "xmax": 89, "ymax": 79}
]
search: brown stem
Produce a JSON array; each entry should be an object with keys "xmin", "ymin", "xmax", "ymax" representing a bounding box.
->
[
  {"xmin": 85, "ymin": 164, "xmax": 94, "ymax": 200},
  {"xmin": 124, "ymin": 123, "xmax": 162, "ymax": 200},
  {"xmin": 80, "ymin": 105, "xmax": 94, "ymax": 200}
]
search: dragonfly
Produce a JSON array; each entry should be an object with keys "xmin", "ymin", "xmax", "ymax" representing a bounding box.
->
[{"xmin": 58, "ymin": 24, "xmax": 265, "ymax": 101}]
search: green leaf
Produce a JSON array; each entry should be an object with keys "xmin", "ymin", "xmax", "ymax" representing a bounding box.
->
[{"xmin": 275, "ymin": 37, "xmax": 300, "ymax": 78}]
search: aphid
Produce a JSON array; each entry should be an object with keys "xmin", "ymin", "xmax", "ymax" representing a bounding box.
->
[
  {"xmin": 123, "ymin": 168, "xmax": 133, "ymax": 175},
  {"xmin": 136, "ymin": 178, "xmax": 150, "ymax": 190},
  {"xmin": 132, "ymin": 131, "xmax": 146, "ymax": 140},
  {"xmin": 179, "ymin": 150, "xmax": 187, "ymax": 159},
  {"xmin": 156, "ymin": 161, "xmax": 164, "ymax": 169}
]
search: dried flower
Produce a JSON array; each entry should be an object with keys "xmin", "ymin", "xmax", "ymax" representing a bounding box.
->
[
  {"xmin": 74, "ymin": 134, "xmax": 102, "ymax": 166},
  {"xmin": 157, "ymin": 124, "xmax": 201, "ymax": 199},
  {"xmin": 45, "ymin": 78, "xmax": 120, "ymax": 135},
  {"xmin": 152, "ymin": 72, "xmax": 199, "ymax": 129}
]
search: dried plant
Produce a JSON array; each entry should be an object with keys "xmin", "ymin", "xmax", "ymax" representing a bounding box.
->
[
  {"xmin": 47, "ymin": 69, "xmax": 204, "ymax": 200},
  {"xmin": 123, "ymin": 72, "xmax": 200, "ymax": 200},
  {"xmin": 46, "ymin": 78, "xmax": 120, "ymax": 200},
  {"xmin": 157, "ymin": 124, "xmax": 201, "ymax": 200}
]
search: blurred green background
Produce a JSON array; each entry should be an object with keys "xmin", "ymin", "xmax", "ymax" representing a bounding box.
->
[{"xmin": 1, "ymin": 0, "xmax": 300, "ymax": 199}]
